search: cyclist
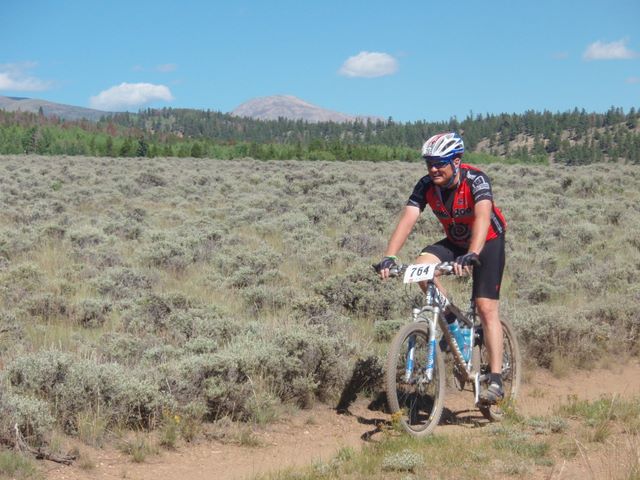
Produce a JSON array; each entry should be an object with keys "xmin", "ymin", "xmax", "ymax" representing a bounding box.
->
[{"xmin": 375, "ymin": 132, "xmax": 507, "ymax": 404}]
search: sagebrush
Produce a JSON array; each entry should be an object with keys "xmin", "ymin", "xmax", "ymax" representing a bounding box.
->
[{"xmin": 0, "ymin": 155, "xmax": 638, "ymax": 447}]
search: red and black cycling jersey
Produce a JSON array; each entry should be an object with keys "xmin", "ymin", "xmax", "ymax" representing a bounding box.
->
[{"xmin": 407, "ymin": 164, "xmax": 507, "ymax": 248}]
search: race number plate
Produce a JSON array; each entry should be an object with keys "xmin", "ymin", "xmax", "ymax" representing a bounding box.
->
[{"xmin": 403, "ymin": 264, "xmax": 437, "ymax": 284}]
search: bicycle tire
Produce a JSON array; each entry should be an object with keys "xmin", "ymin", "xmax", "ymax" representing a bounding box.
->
[
  {"xmin": 385, "ymin": 321, "xmax": 445, "ymax": 437},
  {"xmin": 473, "ymin": 318, "xmax": 522, "ymax": 421}
]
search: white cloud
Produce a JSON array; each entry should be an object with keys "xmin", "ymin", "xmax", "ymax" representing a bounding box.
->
[
  {"xmin": 583, "ymin": 39, "xmax": 637, "ymax": 60},
  {"xmin": 338, "ymin": 51, "xmax": 398, "ymax": 78},
  {"xmin": 89, "ymin": 82, "xmax": 174, "ymax": 111},
  {"xmin": 156, "ymin": 63, "xmax": 177, "ymax": 73},
  {"xmin": 0, "ymin": 62, "xmax": 51, "ymax": 91}
]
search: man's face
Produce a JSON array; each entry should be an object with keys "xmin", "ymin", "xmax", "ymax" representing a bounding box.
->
[{"xmin": 426, "ymin": 158, "xmax": 459, "ymax": 187}]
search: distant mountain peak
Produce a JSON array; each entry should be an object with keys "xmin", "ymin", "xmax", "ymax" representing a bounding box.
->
[
  {"xmin": 231, "ymin": 95, "xmax": 380, "ymax": 123},
  {"xmin": 0, "ymin": 95, "xmax": 110, "ymax": 121}
]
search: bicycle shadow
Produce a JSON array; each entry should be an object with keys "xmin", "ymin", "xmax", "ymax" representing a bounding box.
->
[
  {"xmin": 440, "ymin": 407, "xmax": 490, "ymax": 428},
  {"xmin": 334, "ymin": 356, "xmax": 392, "ymax": 441},
  {"xmin": 334, "ymin": 356, "xmax": 489, "ymax": 440},
  {"xmin": 336, "ymin": 391, "xmax": 392, "ymax": 442},
  {"xmin": 337, "ymin": 397, "xmax": 488, "ymax": 441}
]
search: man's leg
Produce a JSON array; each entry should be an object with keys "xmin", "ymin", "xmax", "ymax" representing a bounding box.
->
[
  {"xmin": 416, "ymin": 239, "xmax": 459, "ymax": 294},
  {"xmin": 476, "ymin": 297, "xmax": 504, "ymax": 402}
]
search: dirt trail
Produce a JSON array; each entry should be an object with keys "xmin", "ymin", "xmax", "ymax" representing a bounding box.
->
[{"xmin": 45, "ymin": 359, "xmax": 640, "ymax": 480}]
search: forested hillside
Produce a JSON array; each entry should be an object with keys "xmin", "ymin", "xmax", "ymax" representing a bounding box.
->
[{"xmin": 1, "ymin": 106, "xmax": 639, "ymax": 163}]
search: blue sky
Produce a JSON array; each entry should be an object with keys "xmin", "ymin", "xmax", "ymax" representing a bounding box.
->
[{"xmin": 1, "ymin": 0, "xmax": 638, "ymax": 122}]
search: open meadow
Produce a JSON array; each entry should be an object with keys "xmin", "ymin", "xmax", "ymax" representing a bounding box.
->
[{"xmin": 0, "ymin": 155, "xmax": 639, "ymax": 478}]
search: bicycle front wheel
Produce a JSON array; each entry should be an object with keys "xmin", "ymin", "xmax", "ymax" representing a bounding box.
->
[
  {"xmin": 385, "ymin": 322, "xmax": 445, "ymax": 437},
  {"xmin": 474, "ymin": 318, "xmax": 522, "ymax": 421}
]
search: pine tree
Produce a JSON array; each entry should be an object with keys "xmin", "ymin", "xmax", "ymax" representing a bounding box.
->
[{"xmin": 136, "ymin": 137, "xmax": 149, "ymax": 157}]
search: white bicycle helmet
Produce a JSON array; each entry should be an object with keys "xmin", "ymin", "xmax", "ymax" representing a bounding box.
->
[{"xmin": 421, "ymin": 132, "xmax": 464, "ymax": 162}]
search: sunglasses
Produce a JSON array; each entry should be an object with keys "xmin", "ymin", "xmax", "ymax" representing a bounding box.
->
[{"xmin": 425, "ymin": 158, "xmax": 451, "ymax": 169}]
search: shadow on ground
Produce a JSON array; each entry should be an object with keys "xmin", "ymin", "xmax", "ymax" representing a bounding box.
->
[{"xmin": 334, "ymin": 356, "xmax": 491, "ymax": 440}]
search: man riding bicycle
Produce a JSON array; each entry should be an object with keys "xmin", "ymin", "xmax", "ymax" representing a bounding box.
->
[{"xmin": 375, "ymin": 132, "xmax": 507, "ymax": 404}]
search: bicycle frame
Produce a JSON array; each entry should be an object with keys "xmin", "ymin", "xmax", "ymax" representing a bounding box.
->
[{"xmin": 409, "ymin": 278, "xmax": 488, "ymax": 407}]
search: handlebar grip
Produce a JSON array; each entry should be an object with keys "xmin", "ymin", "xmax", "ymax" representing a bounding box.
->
[
  {"xmin": 389, "ymin": 266, "xmax": 401, "ymax": 277},
  {"xmin": 437, "ymin": 259, "xmax": 480, "ymax": 275},
  {"xmin": 447, "ymin": 257, "xmax": 482, "ymax": 269},
  {"xmin": 372, "ymin": 263, "xmax": 402, "ymax": 277}
]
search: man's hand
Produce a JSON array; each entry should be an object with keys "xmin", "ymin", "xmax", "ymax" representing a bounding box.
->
[
  {"xmin": 453, "ymin": 252, "xmax": 480, "ymax": 276},
  {"xmin": 374, "ymin": 256, "xmax": 398, "ymax": 280}
]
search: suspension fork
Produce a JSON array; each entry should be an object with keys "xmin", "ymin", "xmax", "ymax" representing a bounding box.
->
[
  {"xmin": 402, "ymin": 307, "xmax": 419, "ymax": 382},
  {"xmin": 403, "ymin": 306, "xmax": 439, "ymax": 383},
  {"xmin": 424, "ymin": 307, "xmax": 438, "ymax": 382},
  {"xmin": 404, "ymin": 335, "xmax": 416, "ymax": 383},
  {"xmin": 421, "ymin": 282, "xmax": 440, "ymax": 382}
]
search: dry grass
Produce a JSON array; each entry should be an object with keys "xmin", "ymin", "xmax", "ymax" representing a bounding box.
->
[{"xmin": 0, "ymin": 155, "xmax": 639, "ymax": 459}]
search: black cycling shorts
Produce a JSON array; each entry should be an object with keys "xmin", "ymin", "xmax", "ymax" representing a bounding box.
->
[{"xmin": 420, "ymin": 236, "xmax": 505, "ymax": 300}]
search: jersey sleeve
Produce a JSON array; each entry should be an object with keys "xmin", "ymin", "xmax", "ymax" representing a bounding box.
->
[
  {"xmin": 467, "ymin": 171, "xmax": 494, "ymax": 203},
  {"xmin": 406, "ymin": 176, "xmax": 431, "ymax": 211}
]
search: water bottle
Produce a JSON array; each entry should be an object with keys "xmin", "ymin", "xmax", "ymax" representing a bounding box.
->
[
  {"xmin": 460, "ymin": 326, "xmax": 472, "ymax": 362},
  {"xmin": 447, "ymin": 320, "xmax": 467, "ymax": 361}
]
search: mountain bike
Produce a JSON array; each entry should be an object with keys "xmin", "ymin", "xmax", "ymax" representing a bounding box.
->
[{"xmin": 382, "ymin": 261, "xmax": 521, "ymax": 437}]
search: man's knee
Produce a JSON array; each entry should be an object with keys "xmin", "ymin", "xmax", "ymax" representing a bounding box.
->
[
  {"xmin": 475, "ymin": 298, "xmax": 499, "ymax": 322},
  {"xmin": 414, "ymin": 253, "xmax": 441, "ymax": 291},
  {"xmin": 415, "ymin": 252, "xmax": 440, "ymax": 264}
]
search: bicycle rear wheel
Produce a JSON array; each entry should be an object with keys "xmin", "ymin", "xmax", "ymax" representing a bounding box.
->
[
  {"xmin": 474, "ymin": 318, "xmax": 521, "ymax": 421},
  {"xmin": 385, "ymin": 321, "xmax": 445, "ymax": 437}
]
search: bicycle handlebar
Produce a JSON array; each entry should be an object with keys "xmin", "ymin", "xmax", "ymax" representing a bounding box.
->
[{"xmin": 373, "ymin": 257, "xmax": 481, "ymax": 278}]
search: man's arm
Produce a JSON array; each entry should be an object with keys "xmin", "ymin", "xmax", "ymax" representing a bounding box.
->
[
  {"xmin": 453, "ymin": 199, "xmax": 492, "ymax": 275},
  {"xmin": 376, "ymin": 174, "xmax": 427, "ymax": 278},
  {"xmin": 468, "ymin": 199, "xmax": 492, "ymax": 255},
  {"xmin": 376, "ymin": 205, "xmax": 420, "ymax": 279},
  {"xmin": 384, "ymin": 205, "xmax": 421, "ymax": 257}
]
